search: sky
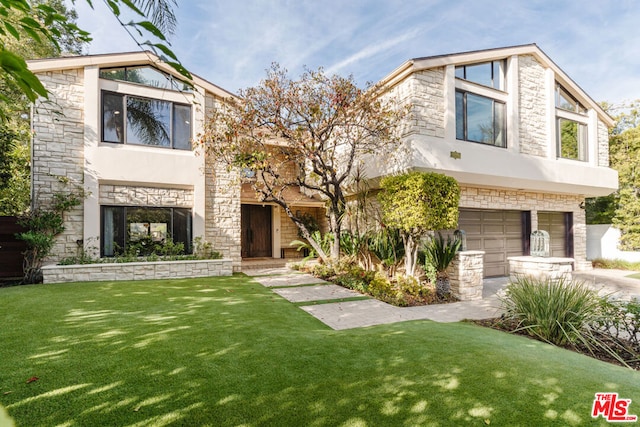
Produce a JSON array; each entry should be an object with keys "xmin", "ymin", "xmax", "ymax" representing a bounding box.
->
[{"xmin": 71, "ymin": 0, "xmax": 639, "ymax": 108}]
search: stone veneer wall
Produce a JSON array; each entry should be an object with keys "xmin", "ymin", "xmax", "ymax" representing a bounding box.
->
[
  {"xmin": 447, "ymin": 251, "xmax": 485, "ymax": 300},
  {"xmin": 391, "ymin": 68, "xmax": 445, "ymax": 138},
  {"xmin": 204, "ymin": 94, "xmax": 242, "ymax": 271},
  {"xmin": 42, "ymin": 259, "xmax": 232, "ymax": 284},
  {"xmin": 460, "ymin": 185, "xmax": 590, "ymax": 270},
  {"xmin": 99, "ymin": 184, "xmax": 193, "ymax": 207},
  {"xmin": 518, "ymin": 55, "xmax": 548, "ymax": 157},
  {"xmin": 279, "ymin": 206, "xmax": 324, "ymax": 257},
  {"xmin": 597, "ymin": 121, "xmax": 610, "ymax": 167},
  {"xmin": 508, "ymin": 256, "xmax": 573, "ymax": 281},
  {"xmin": 32, "ymin": 69, "xmax": 85, "ymax": 262}
]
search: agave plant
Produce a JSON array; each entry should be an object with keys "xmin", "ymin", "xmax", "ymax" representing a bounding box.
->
[{"xmin": 423, "ymin": 232, "xmax": 461, "ymax": 298}]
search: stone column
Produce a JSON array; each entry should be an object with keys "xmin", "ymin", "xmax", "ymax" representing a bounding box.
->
[{"xmin": 447, "ymin": 250, "xmax": 485, "ymax": 301}]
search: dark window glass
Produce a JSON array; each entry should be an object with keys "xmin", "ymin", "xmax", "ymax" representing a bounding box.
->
[
  {"xmin": 455, "ymin": 91, "xmax": 464, "ymax": 140},
  {"xmin": 126, "ymin": 96, "xmax": 171, "ymax": 147},
  {"xmin": 455, "ymin": 61, "xmax": 504, "ymax": 89},
  {"xmin": 102, "ymin": 92, "xmax": 124, "ymax": 143},
  {"xmin": 100, "ymin": 65, "xmax": 192, "ymax": 92},
  {"xmin": 456, "ymin": 91, "xmax": 506, "ymax": 148},
  {"xmin": 101, "ymin": 206, "xmax": 193, "ymax": 256},
  {"xmin": 558, "ymin": 118, "xmax": 587, "ymax": 161},
  {"xmin": 173, "ymin": 104, "xmax": 192, "ymax": 150},
  {"xmin": 102, "ymin": 206, "xmax": 125, "ymax": 256},
  {"xmin": 464, "ymin": 63, "xmax": 493, "ymax": 88},
  {"xmin": 101, "ymin": 91, "xmax": 191, "ymax": 150}
]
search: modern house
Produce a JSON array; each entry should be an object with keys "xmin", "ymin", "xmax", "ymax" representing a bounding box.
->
[
  {"xmin": 369, "ymin": 44, "xmax": 617, "ymax": 276},
  {"xmin": 28, "ymin": 51, "xmax": 325, "ymax": 272},
  {"xmin": 28, "ymin": 44, "xmax": 617, "ymax": 276}
]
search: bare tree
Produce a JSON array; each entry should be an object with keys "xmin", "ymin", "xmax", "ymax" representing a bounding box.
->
[{"xmin": 199, "ymin": 64, "xmax": 407, "ymax": 263}]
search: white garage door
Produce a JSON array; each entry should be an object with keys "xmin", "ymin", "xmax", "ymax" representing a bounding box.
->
[{"xmin": 458, "ymin": 209, "xmax": 524, "ymax": 277}]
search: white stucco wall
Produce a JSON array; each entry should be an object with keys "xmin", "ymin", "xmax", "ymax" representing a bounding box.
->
[{"xmin": 586, "ymin": 224, "xmax": 640, "ymax": 262}]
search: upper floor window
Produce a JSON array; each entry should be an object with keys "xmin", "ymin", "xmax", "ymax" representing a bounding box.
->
[
  {"xmin": 102, "ymin": 91, "xmax": 192, "ymax": 150},
  {"xmin": 555, "ymin": 83, "xmax": 588, "ymax": 161},
  {"xmin": 100, "ymin": 66, "xmax": 192, "ymax": 92},
  {"xmin": 455, "ymin": 60, "xmax": 505, "ymax": 90},
  {"xmin": 555, "ymin": 84, "xmax": 586, "ymax": 114},
  {"xmin": 455, "ymin": 90, "xmax": 506, "ymax": 148}
]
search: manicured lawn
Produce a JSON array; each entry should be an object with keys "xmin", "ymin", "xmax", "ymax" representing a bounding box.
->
[{"xmin": 1, "ymin": 276, "xmax": 639, "ymax": 426}]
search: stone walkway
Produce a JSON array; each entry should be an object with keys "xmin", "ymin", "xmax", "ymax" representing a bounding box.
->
[
  {"xmin": 246, "ymin": 267, "xmax": 640, "ymax": 331},
  {"xmin": 247, "ymin": 268, "xmax": 510, "ymax": 330}
]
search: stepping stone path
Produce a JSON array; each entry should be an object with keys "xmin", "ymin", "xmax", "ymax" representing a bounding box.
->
[{"xmin": 245, "ymin": 268, "xmax": 507, "ymax": 330}]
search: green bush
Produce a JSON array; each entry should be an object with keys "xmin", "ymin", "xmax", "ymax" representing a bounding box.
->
[
  {"xmin": 591, "ymin": 258, "xmax": 640, "ymax": 270},
  {"xmin": 395, "ymin": 274, "xmax": 425, "ymax": 297},
  {"xmin": 502, "ymin": 276, "xmax": 601, "ymax": 346},
  {"xmin": 593, "ymin": 297, "xmax": 640, "ymax": 348}
]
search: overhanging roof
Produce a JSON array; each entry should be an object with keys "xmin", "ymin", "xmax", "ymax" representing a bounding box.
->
[
  {"xmin": 27, "ymin": 51, "xmax": 237, "ymax": 100},
  {"xmin": 380, "ymin": 44, "xmax": 614, "ymax": 127},
  {"xmin": 241, "ymin": 183, "xmax": 325, "ymax": 207}
]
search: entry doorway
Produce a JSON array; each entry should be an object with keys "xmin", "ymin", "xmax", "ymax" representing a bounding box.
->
[{"xmin": 241, "ymin": 204, "xmax": 272, "ymax": 258}]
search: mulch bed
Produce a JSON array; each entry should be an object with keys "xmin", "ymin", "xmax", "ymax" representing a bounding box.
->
[{"xmin": 473, "ymin": 317, "xmax": 640, "ymax": 371}]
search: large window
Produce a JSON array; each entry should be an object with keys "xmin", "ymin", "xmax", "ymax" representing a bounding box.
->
[
  {"xmin": 455, "ymin": 61, "xmax": 504, "ymax": 90},
  {"xmin": 102, "ymin": 91, "xmax": 192, "ymax": 150},
  {"xmin": 456, "ymin": 91, "xmax": 506, "ymax": 147},
  {"xmin": 101, "ymin": 206, "xmax": 192, "ymax": 257},
  {"xmin": 555, "ymin": 83, "xmax": 588, "ymax": 161},
  {"xmin": 100, "ymin": 66, "xmax": 192, "ymax": 92}
]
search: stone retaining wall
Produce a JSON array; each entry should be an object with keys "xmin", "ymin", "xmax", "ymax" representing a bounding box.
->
[
  {"xmin": 447, "ymin": 250, "xmax": 485, "ymax": 300},
  {"xmin": 508, "ymin": 256, "xmax": 574, "ymax": 281},
  {"xmin": 42, "ymin": 259, "xmax": 233, "ymax": 284}
]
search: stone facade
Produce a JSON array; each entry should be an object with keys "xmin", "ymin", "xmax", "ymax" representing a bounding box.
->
[
  {"xmin": 508, "ymin": 256, "xmax": 573, "ymax": 281},
  {"xmin": 447, "ymin": 251, "xmax": 485, "ymax": 300},
  {"xmin": 32, "ymin": 69, "xmax": 85, "ymax": 261},
  {"xmin": 460, "ymin": 185, "xmax": 589, "ymax": 270},
  {"xmin": 279, "ymin": 206, "xmax": 324, "ymax": 258},
  {"xmin": 99, "ymin": 184, "xmax": 194, "ymax": 207},
  {"xmin": 393, "ymin": 68, "xmax": 445, "ymax": 138},
  {"xmin": 598, "ymin": 120, "xmax": 610, "ymax": 167},
  {"xmin": 205, "ymin": 157, "xmax": 242, "ymax": 271},
  {"xmin": 518, "ymin": 55, "xmax": 548, "ymax": 157},
  {"xmin": 42, "ymin": 259, "xmax": 232, "ymax": 284}
]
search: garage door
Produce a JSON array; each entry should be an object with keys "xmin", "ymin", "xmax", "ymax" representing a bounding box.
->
[
  {"xmin": 458, "ymin": 209, "xmax": 525, "ymax": 277},
  {"xmin": 537, "ymin": 212, "xmax": 570, "ymax": 257}
]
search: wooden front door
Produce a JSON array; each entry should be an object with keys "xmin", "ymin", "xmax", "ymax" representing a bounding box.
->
[{"xmin": 241, "ymin": 205, "xmax": 272, "ymax": 258}]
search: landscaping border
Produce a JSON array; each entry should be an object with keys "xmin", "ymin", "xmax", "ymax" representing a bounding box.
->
[{"xmin": 41, "ymin": 259, "xmax": 233, "ymax": 284}]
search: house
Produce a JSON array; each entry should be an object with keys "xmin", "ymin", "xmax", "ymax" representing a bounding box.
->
[
  {"xmin": 368, "ymin": 44, "xmax": 617, "ymax": 276},
  {"xmin": 28, "ymin": 44, "xmax": 617, "ymax": 277},
  {"xmin": 28, "ymin": 52, "xmax": 325, "ymax": 272}
]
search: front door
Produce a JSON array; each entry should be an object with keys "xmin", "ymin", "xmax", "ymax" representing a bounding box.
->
[{"xmin": 241, "ymin": 205, "xmax": 272, "ymax": 258}]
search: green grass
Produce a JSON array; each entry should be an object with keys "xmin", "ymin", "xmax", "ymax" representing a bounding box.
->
[
  {"xmin": 592, "ymin": 258, "xmax": 640, "ymax": 270},
  {"xmin": 627, "ymin": 272, "xmax": 640, "ymax": 280},
  {"xmin": 1, "ymin": 275, "xmax": 639, "ymax": 426}
]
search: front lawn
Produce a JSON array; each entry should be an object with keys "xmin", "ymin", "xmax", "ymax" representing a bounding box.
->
[{"xmin": 1, "ymin": 276, "xmax": 639, "ymax": 426}]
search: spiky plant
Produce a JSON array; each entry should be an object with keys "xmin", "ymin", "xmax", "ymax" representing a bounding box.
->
[{"xmin": 423, "ymin": 232, "xmax": 461, "ymax": 298}]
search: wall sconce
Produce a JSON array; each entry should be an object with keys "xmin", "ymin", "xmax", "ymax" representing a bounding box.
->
[{"xmin": 579, "ymin": 201, "xmax": 585, "ymax": 210}]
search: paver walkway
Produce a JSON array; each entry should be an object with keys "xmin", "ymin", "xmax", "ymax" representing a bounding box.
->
[
  {"xmin": 245, "ymin": 268, "xmax": 509, "ymax": 330},
  {"xmin": 245, "ymin": 267, "xmax": 640, "ymax": 331}
]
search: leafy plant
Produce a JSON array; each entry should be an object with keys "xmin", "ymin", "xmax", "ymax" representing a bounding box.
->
[
  {"xmin": 16, "ymin": 181, "xmax": 84, "ymax": 283},
  {"xmin": 501, "ymin": 276, "xmax": 601, "ymax": 346},
  {"xmin": 423, "ymin": 232, "xmax": 461, "ymax": 298},
  {"xmin": 339, "ymin": 230, "xmax": 367, "ymax": 258},
  {"xmin": 290, "ymin": 231, "xmax": 334, "ymax": 261},
  {"xmin": 367, "ymin": 227, "xmax": 404, "ymax": 276},
  {"xmin": 592, "ymin": 297, "xmax": 640, "ymax": 348}
]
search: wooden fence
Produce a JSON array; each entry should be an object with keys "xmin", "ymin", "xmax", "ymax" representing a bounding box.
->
[{"xmin": 0, "ymin": 216, "xmax": 25, "ymax": 280}]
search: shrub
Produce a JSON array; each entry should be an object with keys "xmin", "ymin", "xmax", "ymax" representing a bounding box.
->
[
  {"xmin": 502, "ymin": 276, "xmax": 600, "ymax": 346},
  {"xmin": 395, "ymin": 274, "xmax": 425, "ymax": 297},
  {"xmin": 592, "ymin": 297, "xmax": 640, "ymax": 348},
  {"xmin": 368, "ymin": 273, "xmax": 403, "ymax": 304},
  {"xmin": 591, "ymin": 258, "xmax": 640, "ymax": 270},
  {"xmin": 310, "ymin": 264, "xmax": 336, "ymax": 280},
  {"xmin": 423, "ymin": 232, "xmax": 461, "ymax": 298}
]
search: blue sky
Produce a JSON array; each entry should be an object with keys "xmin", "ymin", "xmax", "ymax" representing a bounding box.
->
[{"xmin": 73, "ymin": 0, "xmax": 639, "ymax": 107}]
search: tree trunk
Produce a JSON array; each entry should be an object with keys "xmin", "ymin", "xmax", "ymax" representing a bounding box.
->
[
  {"xmin": 329, "ymin": 211, "xmax": 341, "ymax": 261},
  {"xmin": 403, "ymin": 233, "xmax": 418, "ymax": 278},
  {"xmin": 435, "ymin": 272, "xmax": 450, "ymax": 298}
]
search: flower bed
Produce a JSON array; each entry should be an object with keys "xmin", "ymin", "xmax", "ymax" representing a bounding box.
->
[{"xmin": 41, "ymin": 258, "xmax": 233, "ymax": 284}]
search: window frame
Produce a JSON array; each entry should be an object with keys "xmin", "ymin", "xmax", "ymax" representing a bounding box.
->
[
  {"xmin": 555, "ymin": 83, "xmax": 589, "ymax": 162},
  {"xmin": 99, "ymin": 65, "xmax": 192, "ymax": 93},
  {"xmin": 100, "ymin": 205, "xmax": 193, "ymax": 257},
  {"xmin": 455, "ymin": 60, "xmax": 505, "ymax": 90},
  {"xmin": 100, "ymin": 90, "xmax": 193, "ymax": 150},
  {"xmin": 455, "ymin": 89, "xmax": 506, "ymax": 148}
]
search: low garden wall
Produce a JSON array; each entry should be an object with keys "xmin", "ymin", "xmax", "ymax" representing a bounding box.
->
[
  {"xmin": 508, "ymin": 256, "xmax": 573, "ymax": 281},
  {"xmin": 42, "ymin": 259, "xmax": 233, "ymax": 284},
  {"xmin": 448, "ymin": 250, "xmax": 485, "ymax": 301}
]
